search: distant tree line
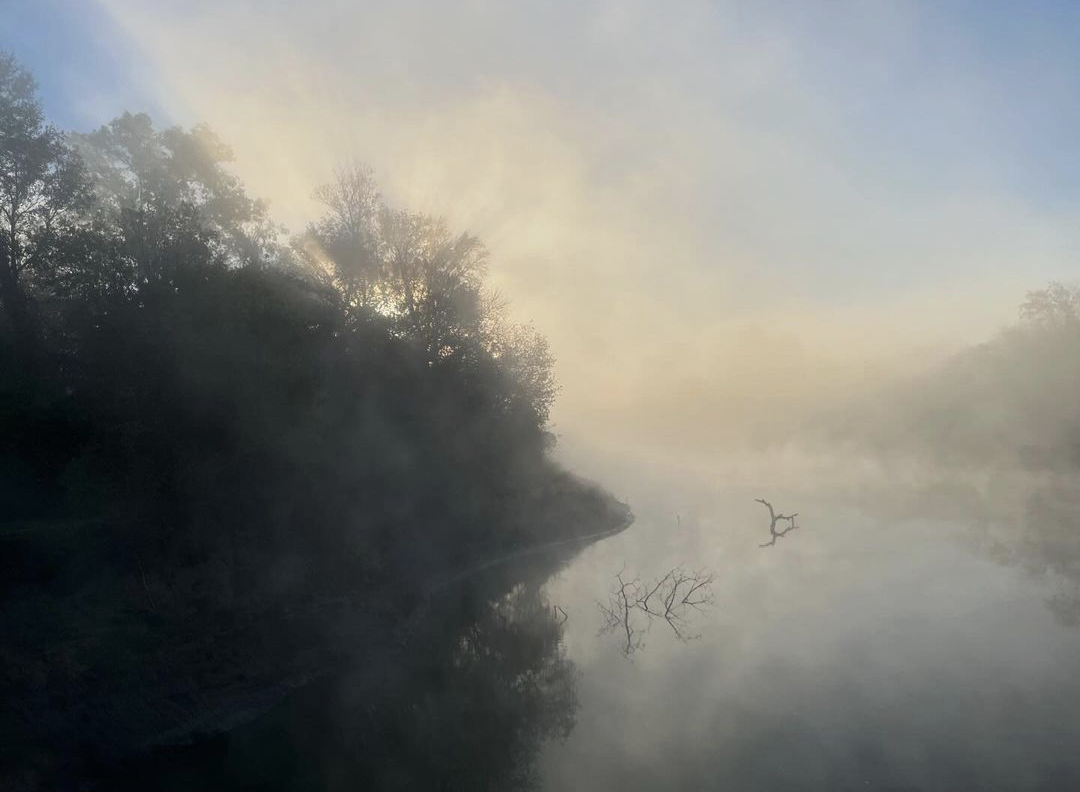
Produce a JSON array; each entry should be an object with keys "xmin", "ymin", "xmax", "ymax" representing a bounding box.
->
[
  {"xmin": 829, "ymin": 280, "xmax": 1080, "ymax": 471},
  {"xmin": 822, "ymin": 280, "xmax": 1080, "ymax": 632}
]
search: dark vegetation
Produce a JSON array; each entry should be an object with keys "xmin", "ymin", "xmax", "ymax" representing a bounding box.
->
[{"xmin": 0, "ymin": 54, "xmax": 629, "ymax": 788}]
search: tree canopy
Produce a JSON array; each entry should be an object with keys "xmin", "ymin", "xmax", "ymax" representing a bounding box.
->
[
  {"xmin": 0, "ymin": 52, "xmax": 634, "ymax": 788},
  {"xmin": 298, "ymin": 163, "xmax": 557, "ymax": 425},
  {"xmin": 73, "ymin": 112, "xmax": 282, "ymax": 269},
  {"xmin": 0, "ymin": 53, "xmax": 91, "ymax": 371}
]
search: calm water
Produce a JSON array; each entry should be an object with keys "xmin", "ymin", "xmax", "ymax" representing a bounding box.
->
[{"xmin": 106, "ymin": 451, "xmax": 1080, "ymax": 791}]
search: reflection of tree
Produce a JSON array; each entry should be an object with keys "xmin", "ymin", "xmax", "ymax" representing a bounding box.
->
[
  {"xmin": 987, "ymin": 481, "xmax": 1080, "ymax": 627},
  {"xmin": 598, "ymin": 567, "xmax": 715, "ymax": 656},
  {"xmin": 876, "ymin": 473, "xmax": 1080, "ymax": 628},
  {"xmin": 101, "ymin": 581, "xmax": 577, "ymax": 791},
  {"xmin": 363, "ymin": 583, "xmax": 577, "ymax": 791},
  {"xmin": 755, "ymin": 498, "xmax": 800, "ymax": 547}
]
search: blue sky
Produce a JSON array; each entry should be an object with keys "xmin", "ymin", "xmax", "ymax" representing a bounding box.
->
[{"xmin": 4, "ymin": 0, "xmax": 166, "ymax": 128}]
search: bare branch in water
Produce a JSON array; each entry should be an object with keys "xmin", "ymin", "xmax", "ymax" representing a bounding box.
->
[{"xmin": 756, "ymin": 498, "xmax": 800, "ymax": 548}]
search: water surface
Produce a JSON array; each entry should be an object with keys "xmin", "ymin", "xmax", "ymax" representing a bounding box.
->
[
  {"xmin": 106, "ymin": 452, "xmax": 1080, "ymax": 791},
  {"xmin": 538, "ymin": 455, "xmax": 1080, "ymax": 791}
]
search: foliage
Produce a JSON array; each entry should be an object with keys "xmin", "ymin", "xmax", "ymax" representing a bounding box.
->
[
  {"xmin": 1019, "ymin": 281, "xmax": 1080, "ymax": 329},
  {"xmin": 296, "ymin": 164, "xmax": 558, "ymax": 424},
  {"xmin": 0, "ymin": 54, "xmax": 563, "ymax": 551},
  {"xmin": 0, "ymin": 54, "xmax": 630, "ymax": 786},
  {"xmin": 0, "ymin": 53, "xmax": 92, "ymax": 370},
  {"xmin": 73, "ymin": 112, "xmax": 282, "ymax": 268},
  {"xmin": 831, "ymin": 280, "xmax": 1080, "ymax": 470}
]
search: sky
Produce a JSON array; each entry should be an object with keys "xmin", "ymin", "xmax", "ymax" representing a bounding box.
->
[{"xmin": 4, "ymin": 0, "xmax": 1080, "ymax": 461}]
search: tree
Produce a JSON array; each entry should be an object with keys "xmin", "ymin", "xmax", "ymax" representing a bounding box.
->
[
  {"xmin": 0, "ymin": 52, "xmax": 90, "ymax": 370},
  {"xmin": 488, "ymin": 319, "xmax": 558, "ymax": 427},
  {"xmin": 380, "ymin": 206, "xmax": 489, "ymax": 365},
  {"xmin": 295, "ymin": 164, "xmax": 384, "ymax": 320},
  {"xmin": 301, "ymin": 165, "xmax": 490, "ymax": 363},
  {"xmin": 1019, "ymin": 281, "xmax": 1080, "ymax": 329},
  {"xmin": 73, "ymin": 112, "xmax": 281, "ymax": 274},
  {"xmin": 1, "ymin": 58, "xmax": 628, "ymax": 788},
  {"xmin": 301, "ymin": 165, "xmax": 557, "ymax": 429}
]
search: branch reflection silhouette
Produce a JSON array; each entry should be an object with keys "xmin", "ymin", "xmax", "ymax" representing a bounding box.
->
[
  {"xmin": 755, "ymin": 498, "xmax": 800, "ymax": 548},
  {"xmin": 598, "ymin": 566, "xmax": 716, "ymax": 656}
]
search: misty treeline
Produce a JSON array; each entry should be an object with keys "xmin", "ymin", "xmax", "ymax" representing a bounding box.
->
[
  {"xmin": 827, "ymin": 281, "xmax": 1080, "ymax": 629},
  {"xmin": 1, "ymin": 50, "xmax": 573, "ymax": 569},
  {"xmin": 0, "ymin": 53, "xmax": 623, "ymax": 782},
  {"xmin": 835, "ymin": 281, "xmax": 1080, "ymax": 470}
]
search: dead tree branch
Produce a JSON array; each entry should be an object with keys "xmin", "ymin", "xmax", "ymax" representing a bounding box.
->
[
  {"xmin": 598, "ymin": 566, "xmax": 715, "ymax": 655},
  {"xmin": 756, "ymin": 498, "xmax": 800, "ymax": 548}
]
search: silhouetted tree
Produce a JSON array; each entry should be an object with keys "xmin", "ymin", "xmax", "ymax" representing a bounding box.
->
[
  {"xmin": 299, "ymin": 164, "xmax": 557, "ymax": 426},
  {"xmin": 297, "ymin": 164, "xmax": 384, "ymax": 319},
  {"xmin": 0, "ymin": 54, "xmax": 628, "ymax": 789},
  {"xmin": 299, "ymin": 165, "xmax": 489, "ymax": 363},
  {"xmin": 74, "ymin": 112, "xmax": 281, "ymax": 273},
  {"xmin": 0, "ymin": 53, "xmax": 90, "ymax": 370}
]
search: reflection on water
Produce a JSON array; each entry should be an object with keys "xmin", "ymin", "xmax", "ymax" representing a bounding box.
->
[
  {"xmin": 993, "ymin": 480, "xmax": 1080, "ymax": 627},
  {"xmin": 102, "ymin": 565, "xmax": 580, "ymax": 791},
  {"xmin": 842, "ymin": 465, "xmax": 1080, "ymax": 628},
  {"xmin": 597, "ymin": 566, "xmax": 716, "ymax": 656},
  {"xmin": 539, "ymin": 449, "xmax": 1080, "ymax": 791},
  {"xmin": 754, "ymin": 497, "xmax": 801, "ymax": 548},
  {"xmin": 103, "ymin": 452, "xmax": 1080, "ymax": 790}
]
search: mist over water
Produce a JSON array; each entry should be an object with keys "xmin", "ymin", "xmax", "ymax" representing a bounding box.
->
[
  {"xmin": 99, "ymin": 438, "xmax": 1080, "ymax": 789},
  {"xmin": 6, "ymin": 1, "xmax": 1080, "ymax": 790},
  {"xmin": 538, "ymin": 443, "xmax": 1080, "ymax": 790}
]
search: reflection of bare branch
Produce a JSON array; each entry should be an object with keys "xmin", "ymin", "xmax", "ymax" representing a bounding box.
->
[
  {"xmin": 598, "ymin": 570, "xmax": 645, "ymax": 655},
  {"xmin": 553, "ymin": 605, "xmax": 568, "ymax": 624},
  {"xmin": 756, "ymin": 498, "xmax": 800, "ymax": 548},
  {"xmin": 597, "ymin": 566, "xmax": 715, "ymax": 655}
]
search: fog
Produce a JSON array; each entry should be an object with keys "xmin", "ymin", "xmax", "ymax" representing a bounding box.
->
[
  {"xmin": 61, "ymin": 0, "xmax": 1079, "ymax": 463},
  {"xmin": 6, "ymin": 1, "xmax": 1080, "ymax": 789}
]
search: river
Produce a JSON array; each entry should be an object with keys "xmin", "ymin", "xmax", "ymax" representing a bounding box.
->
[{"xmin": 102, "ymin": 448, "xmax": 1080, "ymax": 790}]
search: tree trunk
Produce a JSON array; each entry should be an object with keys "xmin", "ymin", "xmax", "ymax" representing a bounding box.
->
[{"xmin": 0, "ymin": 241, "xmax": 38, "ymax": 377}]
